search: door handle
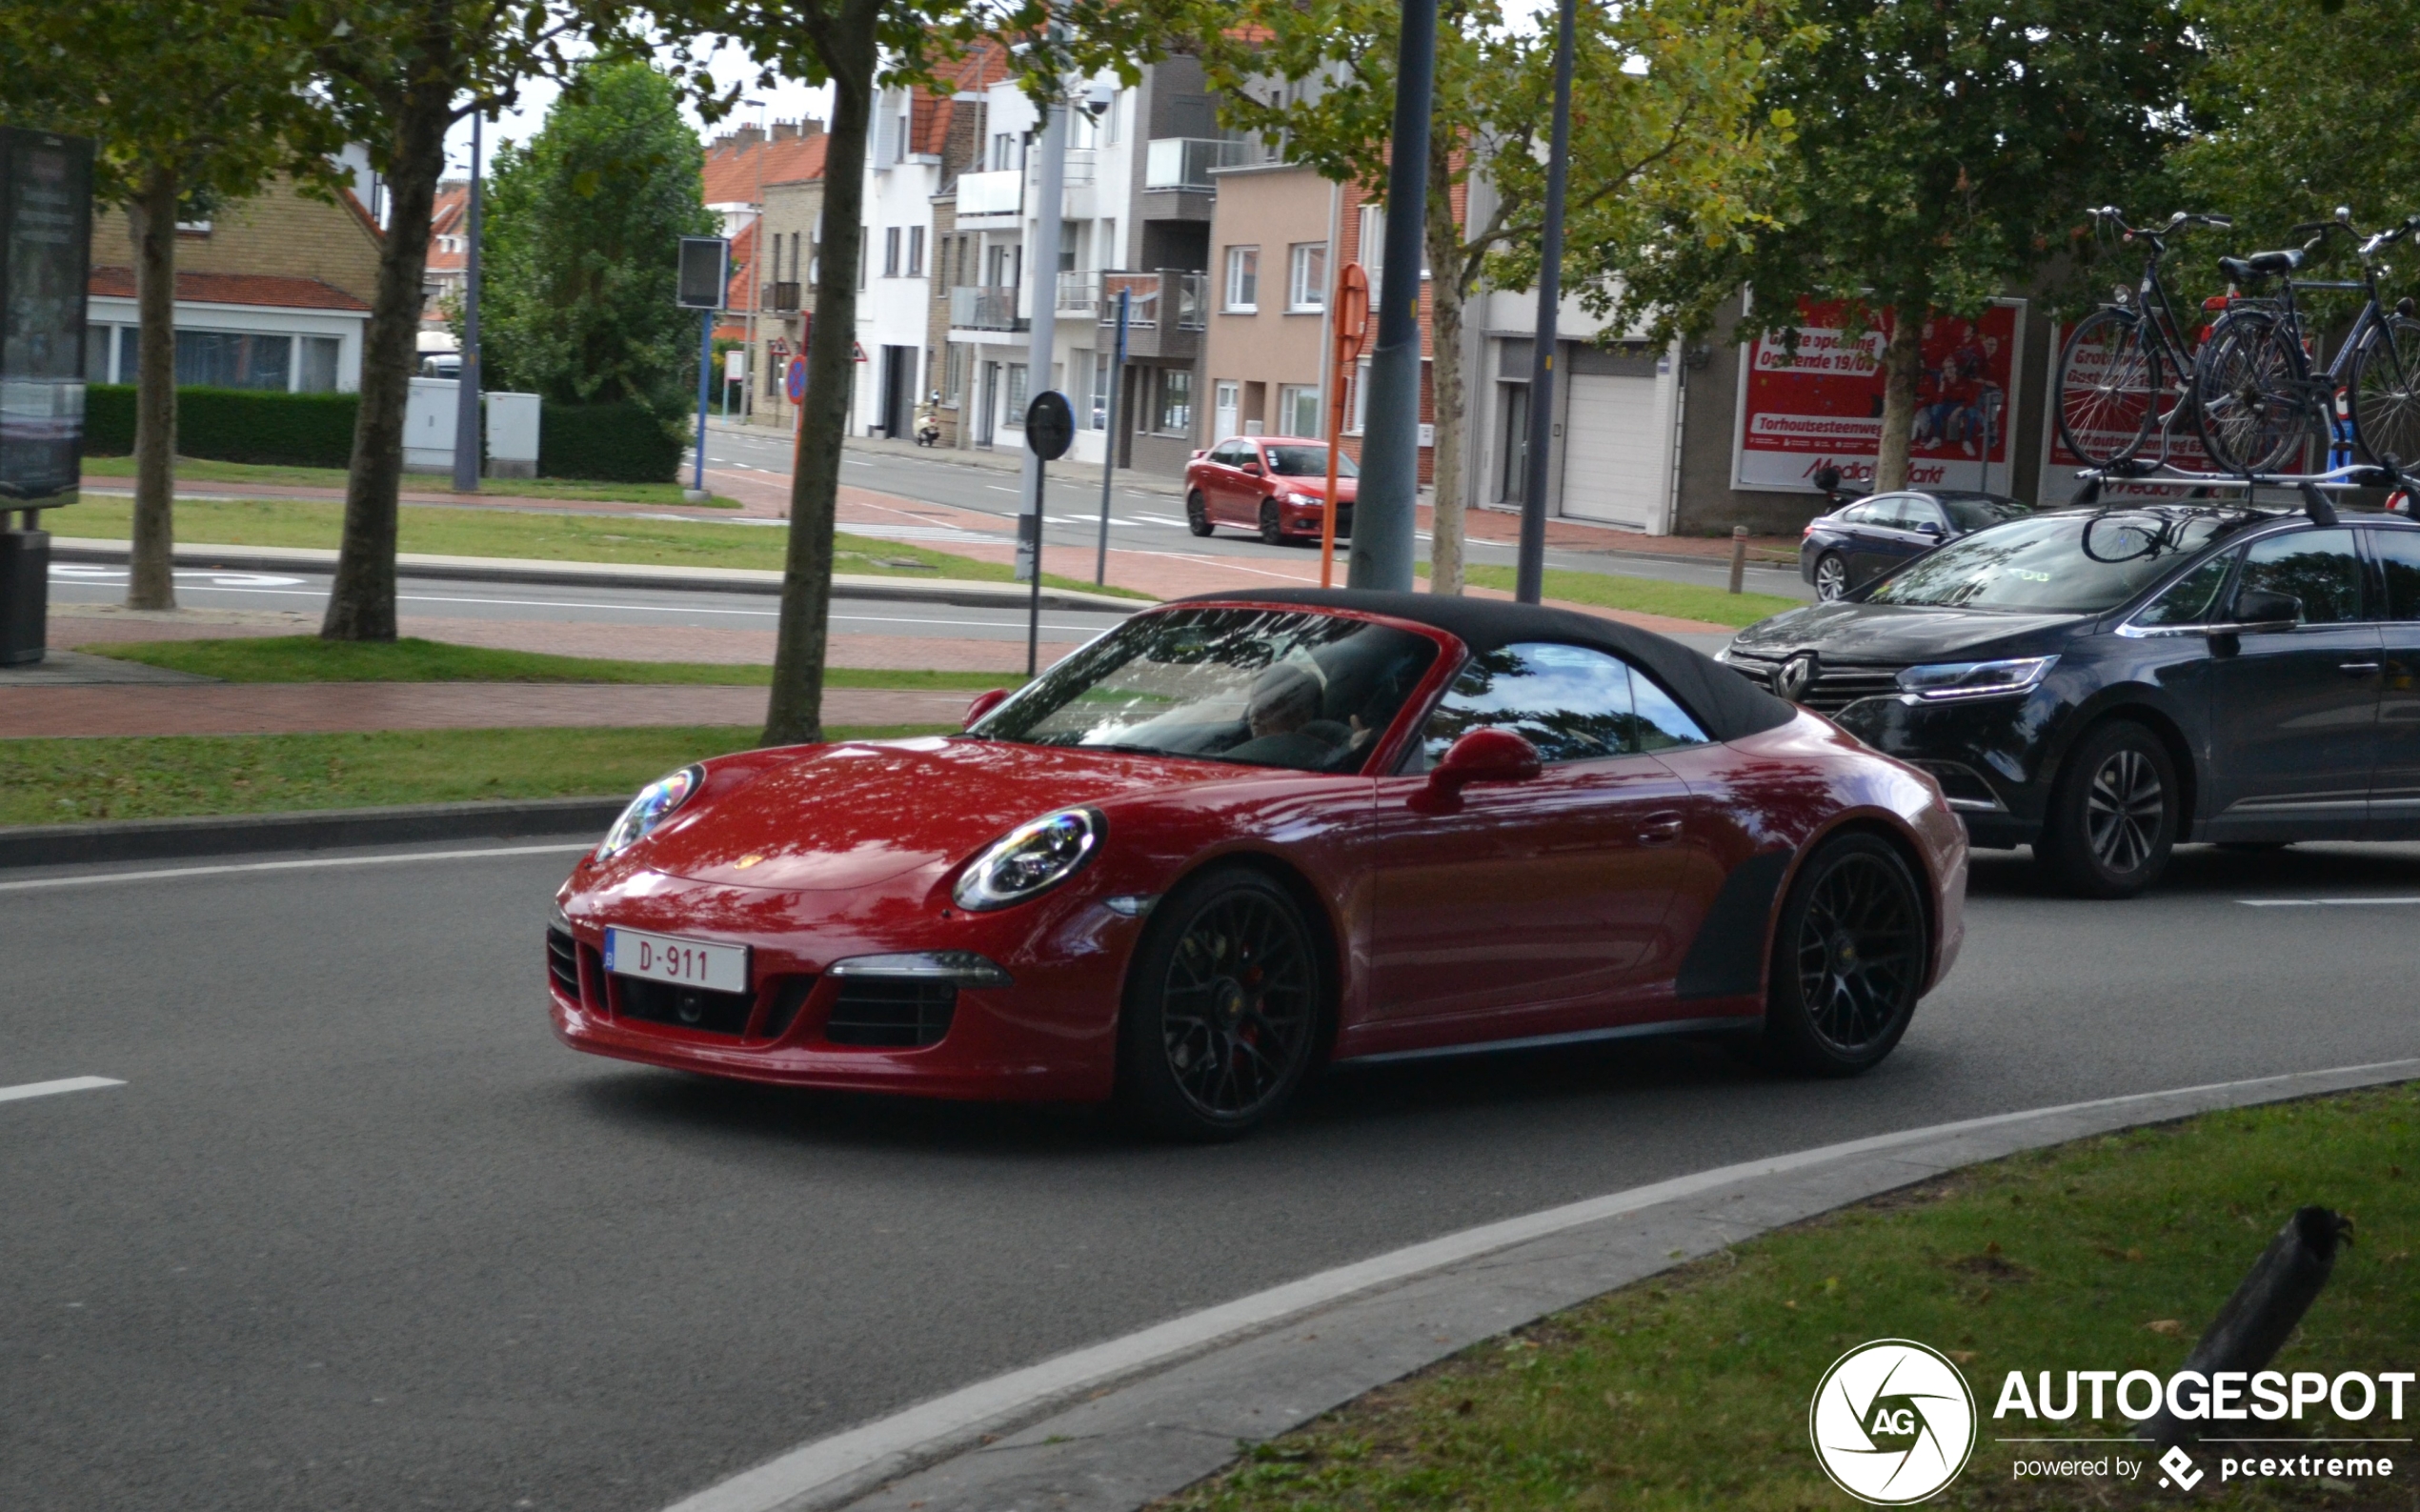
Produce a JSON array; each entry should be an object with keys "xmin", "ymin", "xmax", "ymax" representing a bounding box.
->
[
  {"xmin": 2341, "ymin": 661, "xmax": 2383, "ymax": 675},
  {"xmin": 1638, "ymin": 812, "xmax": 1685, "ymax": 846}
]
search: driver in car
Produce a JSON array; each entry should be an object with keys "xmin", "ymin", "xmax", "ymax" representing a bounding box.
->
[{"xmin": 1226, "ymin": 662, "xmax": 1348, "ymax": 768}]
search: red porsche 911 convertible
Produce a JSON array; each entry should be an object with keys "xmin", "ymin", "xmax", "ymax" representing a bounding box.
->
[{"xmin": 549, "ymin": 591, "xmax": 1966, "ymax": 1138}]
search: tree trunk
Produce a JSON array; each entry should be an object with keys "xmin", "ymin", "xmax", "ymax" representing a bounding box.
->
[
  {"xmin": 321, "ymin": 81, "xmax": 449, "ymax": 641},
  {"xmin": 1872, "ymin": 300, "xmax": 1925, "ymax": 494},
  {"xmin": 762, "ymin": 0, "xmax": 877, "ymax": 747},
  {"xmin": 1423, "ymin": 142, "xmax": 1466, "ymax": 596},
  {"xmin": 125, "ymin": 165, "xmax": 180, "ymax": 612}
]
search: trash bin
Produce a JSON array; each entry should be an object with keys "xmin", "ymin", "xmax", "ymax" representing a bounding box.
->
[{"xmin": 0, "ymin": 524, "xmax": 48, "ymax": 666}]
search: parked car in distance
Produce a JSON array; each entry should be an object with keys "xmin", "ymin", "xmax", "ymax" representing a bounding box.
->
[
  {"xmin": 1727, "ymin": 501, "xmax": 2420, "ymax": 897},
  {"xmin": 1801, "ymin": 490, "xmax": 2031, "ymax": 601},
  {"xmin": 1185, "ymin": 436, "xmax": 1359, "ymax": 545}
]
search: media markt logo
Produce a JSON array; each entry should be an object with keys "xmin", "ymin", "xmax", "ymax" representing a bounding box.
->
[{"xmin": 1810, "ymin": 1339, "xmax": 1979, "ymax": 1504}]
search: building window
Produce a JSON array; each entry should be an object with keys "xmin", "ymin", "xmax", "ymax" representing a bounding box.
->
[
  {"xmin": 1091, "ymin": 352, "xmax": 1111, "ymax": 429},
  {"xmin": 944, "ymin": 344, "xmax": 965, "ymax": 405},
  {"xmin": 1279, "ymin": 383, "xmax": 1321, "ymax": 438},
  {"xmin": 1288, "ymin": 243, "xmax": 1326, "ymax": 312},
  {"xmin": 84, "ymin": 325, "xmax": 114, "ymax": 383},
  {"xmin": 991, "ymin": 132, "xmax": 1019, "ymax": 171},
  {"xmin": 884, "ymin": 227, "xmax": 901, "ymax": 276},
  {"xmin": 1357, "ymin": 205, "xmax": 1383, "ymax": 287},
  {"xmin": 1004, "ymin": 362, "xmax": 1028, "ymax": 426},
  {"xmin": 176, "ymin": 331, "xmax": 291, "ymax": 391},
  {"xmin": 1347, "ymin": 356, "xmax": 1370, "ymax": 434},
  {"xmin": 1158, "ymin": 367, "xmax": 1195, "ymax": 434},
  {"xmin": 1223, "ymin": 247, "xmax": 1259, "ymax": 312},
  {"xmin": 907, "ymin": 226, "xmax": 924, "ymax": 276},
  {"xmin": 298, "ymin": 336, "xmax": 342, "ymax": 393}
]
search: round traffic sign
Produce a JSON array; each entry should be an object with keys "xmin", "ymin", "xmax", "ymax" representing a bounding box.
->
[
  {"xmin": 785, "ymin": 355, "xmax": 807, "ymax": 403},
  {"xmin": 1025, "ymin": 390, "xmax": 1074, "ymax": 461}
]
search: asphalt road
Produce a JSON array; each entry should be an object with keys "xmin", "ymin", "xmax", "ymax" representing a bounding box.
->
[
  {"xmin": 701, "ymin": 427, "xmax": 1818, "ymax": 601},
  {"xmin": 6, "ymin": 837, "xmax": 2417, "ymax": 1509}
]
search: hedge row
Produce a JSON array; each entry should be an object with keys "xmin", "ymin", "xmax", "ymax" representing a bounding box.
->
[{"xmin": 81, "ymin": 386, "xmax": 684, "ymax": 484}]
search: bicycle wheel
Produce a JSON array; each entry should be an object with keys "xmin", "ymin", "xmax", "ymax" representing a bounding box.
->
[
  {"xmin": 2055, "ymin": 308, "xmax": 2159, "ymax": 466},
  {"xmin": 2349, "ymin": 314, "xmax": 2420, "ymax": 471},
  {"xmin": 2193, "ymin": 310, "xmax": 2310, "ymax": 474}
]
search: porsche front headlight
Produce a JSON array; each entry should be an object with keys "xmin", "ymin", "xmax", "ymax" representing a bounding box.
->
[
  {"xmin": 595, "ymin": 765, "xmax": 703, "ymax": 860},
  {"xmin": 952, "ymin": 807, "xmax": 1103, "ymax": 911}
]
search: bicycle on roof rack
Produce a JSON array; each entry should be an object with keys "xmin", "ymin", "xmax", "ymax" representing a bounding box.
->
[
  {"xmin": 2191, "ymin": 205, "xmax": 2420, "ymax": 475},
  {"xmin": 2052, "ymin": 207, "xmax": 2236, "ymax": 470}
]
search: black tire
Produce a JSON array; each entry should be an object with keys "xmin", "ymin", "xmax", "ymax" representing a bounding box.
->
[
  {"xmin": 2193, "ymin": 310, "xmax": 2311, "ymax": 474},
  {"xmin": 1185, "ymin": 490, "xmax": 1215, "ymax": 536},
  {"xmin": 2036, "ymin": 718, "xmax": 2179, "ymax": 898},
  {"xmin": 2349, "ymin": 313, "xmax": 2420, "ymax": 471},
  {"xmin": 1758, "ymin": 834, "xmax": 1927, "ymax": 1077},
  {"xmin": 1115, "ymin": 867, "xmax": 1325, "ymax": 1140},
  {"xmin": 1259, "ymin": 499, "xmax": 1286, "ymax": 545},
  {"xmin": 1812, "ymin": 552, "xmax": 1849, "ymax": 601},
  {"xmin": 2056, "ymin": 308, "xmax": 2160, "ymax": 468}
]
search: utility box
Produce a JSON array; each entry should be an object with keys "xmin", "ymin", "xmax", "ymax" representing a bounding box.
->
[
  {"xmin": 483, "ymin": 391, "xmax": 539, "ymax": 478},
  {"xmin": 403, "ymin": 377, "xmax": 542, "ymax": 479}
]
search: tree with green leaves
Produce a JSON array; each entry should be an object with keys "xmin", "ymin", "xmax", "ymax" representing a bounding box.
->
[
  {"xmin": 1206, "ymin": 0, "xmax": 1794, "ymax": 591},
  {"xmin": 474, "ymin": 60, "xmax": 718, "ymax": 418},
  {"xmin": 1611, "ymin": 0, "xmax": 2192, "ymax": 492},
  {"xmin": 0, "ymin": 0, "xmax": 339, "ymax": 611}
]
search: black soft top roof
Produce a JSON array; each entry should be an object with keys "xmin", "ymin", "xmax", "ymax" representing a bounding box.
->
[{"xmin": 1168, "ymin": 587, "xmax": 1796, "ymax": 743}]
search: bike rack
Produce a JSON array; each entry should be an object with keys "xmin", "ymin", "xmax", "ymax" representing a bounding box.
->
[{"xmin": 2067, "ymin": 458, "xmax": 2420, "ymax": 526}]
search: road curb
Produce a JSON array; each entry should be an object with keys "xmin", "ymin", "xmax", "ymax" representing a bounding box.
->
[
  {"xmin": 658, "ymin": 1057, "xmax": 2420, "ymax": 1512},
  {"xmin": 49, "ymin": 539, "xmax": 1151, "ymax": 615},
  {"xmin": 0, "ymin": 797, "xmax": 623, "ymax": 871}
]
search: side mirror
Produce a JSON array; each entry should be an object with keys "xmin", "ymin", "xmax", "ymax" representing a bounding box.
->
[
  {"xmin": 963, "ymin": 688, "xmax": 1011, "ymax": 729},
  {"xmin": 2218, "ymin": 588, "xmax": 2302, "ymax": 634},
  {"xmin": 1415, "ymin": 728, "xmax": 1542, "ymax": 812},
  {"xmin": 1915, "ymin": 520, "xmax": 1944, "ymax": 536}
]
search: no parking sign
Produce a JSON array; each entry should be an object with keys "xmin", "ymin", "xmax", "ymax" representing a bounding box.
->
[{"xmin": 785, "ymin": 355, "xmax": 807, "ymax": 403}]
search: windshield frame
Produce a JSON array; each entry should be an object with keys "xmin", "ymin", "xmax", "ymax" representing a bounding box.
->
[
  {"xmin": 1856, "ymin": 508, "xmax": 2274, "ymax": 615},
  {"xmin": 1262, "ymin": 444, "xmax": 1357, "ymax": 479}
]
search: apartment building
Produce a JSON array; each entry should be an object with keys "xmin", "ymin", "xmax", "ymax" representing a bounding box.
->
[
  {"xmin": 1200, "ymin": 160, "xmax": 1335, "ymax": 446},
  {"xmin": 700, "ymin": 119, "xmax": 825, "ymax": 425}
]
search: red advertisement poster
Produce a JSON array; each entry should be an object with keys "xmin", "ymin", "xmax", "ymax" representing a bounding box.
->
[
  {"xmin": 1734, "ymin": 300, "xmax": 2022, "ymax": 494},
  {"xmin": 2036, "ymin": 321, "xmax": 2218, "ymax": 505}
]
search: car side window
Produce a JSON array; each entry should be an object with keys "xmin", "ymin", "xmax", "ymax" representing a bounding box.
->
[
  {"xmin": 2134, "ymin": 552, "xmax": 2237, "ymax": 626},
  {"xmin": 1417, "ymin": 642, "xmax": 1703, "ymax": 766},
  {"xmin": 2370, "ymin": 530, "xmax": 2420, "ymax": 619},
  {"xmin": 2235, "ymin": 529, "xmax": 2364, "ymax": 625},
  {"xmin": 1863, "ymin": 494, "xmax": 1915, "ymax": 529},
  {"xmin": 1210, "ymin": 442, "xmax": 1246, "ymax": 467},
  {"xmin": 1900, "ymin": 498, "xmax": 1946, "ymax": 532},
  {"xmin": 1832, "ymin": 501, "xmax": 1878, "ymax": 525}
]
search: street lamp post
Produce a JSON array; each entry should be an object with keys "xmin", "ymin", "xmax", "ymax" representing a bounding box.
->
[
  {"xmin": 1514, "ymin": 0, "xmax": 1578, "ymax": 603},
  {"xmin": 450, "ymin": 109, "xmax": 483, "ymax": 494},
  {"xmin": 1015, "ymin": 73, "xmax": 1069, "ymax": 587}
]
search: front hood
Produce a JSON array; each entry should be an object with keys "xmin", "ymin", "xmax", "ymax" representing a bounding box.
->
[
  {"xmin": 630, "ymin": 736, "xmax": 1239, "ymax": 892},
  {"xmin": 1730, "ymin": 602, "xmax": 2087, "ymax": 663},
  {"xmin": 1275, "ymin": 477, "xmax": 1358, "ymax": 503}
]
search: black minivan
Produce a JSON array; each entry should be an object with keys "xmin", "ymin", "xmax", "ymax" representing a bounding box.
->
[{"xmin": 1724, "ymin": 502, "xmax": 2420, "ymax": 896}]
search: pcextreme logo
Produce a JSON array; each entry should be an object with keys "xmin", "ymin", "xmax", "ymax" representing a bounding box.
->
[{"xmin": 1810, "ymin": 1340, "xmax": 1979, "ymax": 1504}]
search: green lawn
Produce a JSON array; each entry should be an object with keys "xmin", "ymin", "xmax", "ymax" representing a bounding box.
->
[
  {"xmin": 56, "ymin": 494, "xmax": 1153, "ymax": 600},
  {"xmin": 0, "ymin": 724, "xmax": 953, "ymax": 825},
  {"xmin": 78, "ymin": 635, "xmax": 1027, "ymax": 691},
  {"xmin": 1167, "ymin": 1084, "xmax": 2420, "ymax": 1512},
  {"xmin": 1421, "ymin": 561, "xmax": 1801, "ymax": 630},
  {"xmin": 80, "ymin": 454, "xmax": 742, "ymax": 509}
]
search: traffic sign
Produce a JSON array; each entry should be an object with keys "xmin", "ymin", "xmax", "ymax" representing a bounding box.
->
[
  {"xmin": 852, "ymin": 341, "xmax": 869, "ymax": 363},
  {"xmin": 785, "ymin": 355, "xmax": 807, "ymax": 403},
  {"xmin": 1026, "ymin": 391, "xmax": 1074, "ymax": 460}
]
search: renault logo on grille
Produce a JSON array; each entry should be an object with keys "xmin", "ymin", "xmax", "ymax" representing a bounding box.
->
[{"xmin": 1776, "ymin": 652, "xmax": 1821, "ymax": 703}]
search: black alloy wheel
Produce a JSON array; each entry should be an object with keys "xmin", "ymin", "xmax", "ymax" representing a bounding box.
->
[
  {"xmin": 1813, "ymin": 552, "xmax": 1849, "ymax": 601},
  {"xmin": 1259, "ymin": 498, "xmax": 1286, "ymax": 546},
  {"xmin": 1186, "ymin": 490, "xmax": 1215, "ymax": 536},
  {"xmin": 2038, "ymin": 718, "xmax": 2179, "ymax": 898},
  {"xmin": 1117, "ymin": 867, "xmax": 1323, "ymax": 1139},
  {"xmin": 1758, "ymin": 834, "xmax": 1926, "ymax": 1076}
]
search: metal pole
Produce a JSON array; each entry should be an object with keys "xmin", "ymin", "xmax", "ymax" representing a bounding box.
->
[
  {"xmin": 1094, "ymin": 288, "xmax": 1128, "ymax": 583},
  {"xmin": 451, "ymin": 111, "xmax": 483, "ymax": 494},
  {"xmin": 693, "ymin": 307, "xmax": 714, "ymax": 495},
  {"xmin": 1347, "ymin": 0, "xmax": 1439, "ymax": 592},
  {"xmin": 1017, "ymin": 71, "xmax": 1069, "ymax": 585},
  {"xmin": 1515, "ymin": 0, "xmax": 1577, "ymax": 603},
  {"xmin": 1028, "ymin": 453, "xmax": 1046, "ymax": 675}
]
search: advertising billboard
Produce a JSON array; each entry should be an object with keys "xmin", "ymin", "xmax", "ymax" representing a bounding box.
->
[
  {"xmin": 1732, "ymin": 299, "xmax": 2024, "ymax": 494},
  {"xmin": 2035, "ymin": 320, "xmax": 2224, "ymax": 506},
  {"xmin": 0, "ymin": 128, "xmax": 92, "ymax": 508}
]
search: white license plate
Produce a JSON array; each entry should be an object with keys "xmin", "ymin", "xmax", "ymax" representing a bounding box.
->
[{"xmin": 603, "ymin": 927, "xmax": 750, "ymax": 995}]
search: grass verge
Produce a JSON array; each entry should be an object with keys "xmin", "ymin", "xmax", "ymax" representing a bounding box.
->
[
  {"xmin": 0, "ymin": 725, "xmax": 952, "ymax": 825},
  {"xmin": 1163, "ymin": 1084, "xmax": 2420, "ymax": 1511},
  {"xmin": 58, "ymin": 494, "xmax": 1153, "ymax": 601},
  {"xmin": 79, "ymin": 454, "xmax": 742, "ymax": 509},
  {"xmin": 77, "ymin": 635, "xmax": 1027, "ymax": 692},
  {"xmin": 1416, "ymin": 561, "xmax": 1799, "ymax": 629}
]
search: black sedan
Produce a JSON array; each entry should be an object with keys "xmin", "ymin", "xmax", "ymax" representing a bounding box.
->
[
  {"xmin": 1800, "ymin": 491, "xmax": 2031, "ymax": 601},
  {"xmin": 1726, "ymin": 502, "xmax": 2420, "ymax": 897}
]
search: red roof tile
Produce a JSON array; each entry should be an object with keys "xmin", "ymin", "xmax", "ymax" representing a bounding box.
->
[
  {"xmin": 88, "ymin": 268, "xmax": 373, "ymax": 313},
  {"xmin": 702, "ymin": 127, "xmax": 828, "ymax": 205}
]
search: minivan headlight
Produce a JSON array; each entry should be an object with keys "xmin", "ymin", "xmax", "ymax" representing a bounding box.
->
[
  {"xmin": 953, "ymin": 808, "xmax": 1103, "ymax": 910},
  {"xmin": 595, "ymin": 765, "xmax": 703, "ymax": 860},
  {"xmin": 1896, "ymin": 655, "xmax": 2058, "ymax": 701}
]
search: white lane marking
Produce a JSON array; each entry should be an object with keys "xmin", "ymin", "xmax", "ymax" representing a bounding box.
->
[
  {"xmin": 659, "ymin": 1056, "xmax": 2420, "ymax": 1512},
  {"xmin": 0, "ymin": 1077, "xmax": 124, "ymax": 1104},
  {"xmin": 985, "ymin": 485, "xmax": 1020, "ymax": 493},
  {"xmin": 0, "ymin": 843, "xmax": 593, "ymax": 895},
  {"xmin": 2241, "ymin": 897, "xmax": 2420, "ymax": 907}
]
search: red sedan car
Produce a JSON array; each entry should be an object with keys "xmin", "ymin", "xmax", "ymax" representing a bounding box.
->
[
  {"xmin": 549, "ymin": 592, "xmax": 1966, "ymax": 1139},
  {"xmin": 1184, "ymin": 436, "xmax": 1358, "ymax": 544}
]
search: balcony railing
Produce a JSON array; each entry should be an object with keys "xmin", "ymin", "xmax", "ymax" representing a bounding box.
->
[
  {"xmin": 1099, "ymin": 271, "xmax": 1207, "ymax": 329},
  {"xmin": 957, "ymin": 168, "xmax": 1023, "ymax": 216},
  {"xmin": 1056, "ymin": 272, "xmax": 1099, "ymax": 316},
  {"xmin": 1143, "ymin": 138, "xmax": 1250, "ymax": 192},
  {"xmin": 950, "ymin": 285, "xmax": 1026, "ymax": 332},
  {"xmin": 760, "ymin": 281, "xmax": 801, "ymax": 314}
]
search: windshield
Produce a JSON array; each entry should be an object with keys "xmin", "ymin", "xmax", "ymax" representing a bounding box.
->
[
  {"xmin": 1866, "ymin": 512, "xmax": 2241, "ymax": 613},
  {"xmin": 1264, "ymin": 445, "xmax": 1357, "ymax": 478},
  {"xmin": 970, "ymin": 607, "xmax": 1437, "ymax": 772},
  {"xmin": 1940, "ymin": 495, "xmax": 2030, "ymax": 531}
]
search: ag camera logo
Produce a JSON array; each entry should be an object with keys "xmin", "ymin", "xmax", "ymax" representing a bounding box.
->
[{"xmin": 1810, "ymin": 1340, "xmax": 1978, "ymax": 1504}]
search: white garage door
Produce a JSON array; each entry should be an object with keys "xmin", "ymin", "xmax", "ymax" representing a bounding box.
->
[{"xmin": 1560, "ymin": 371, "xmax": 1668, "ymax": 530}]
